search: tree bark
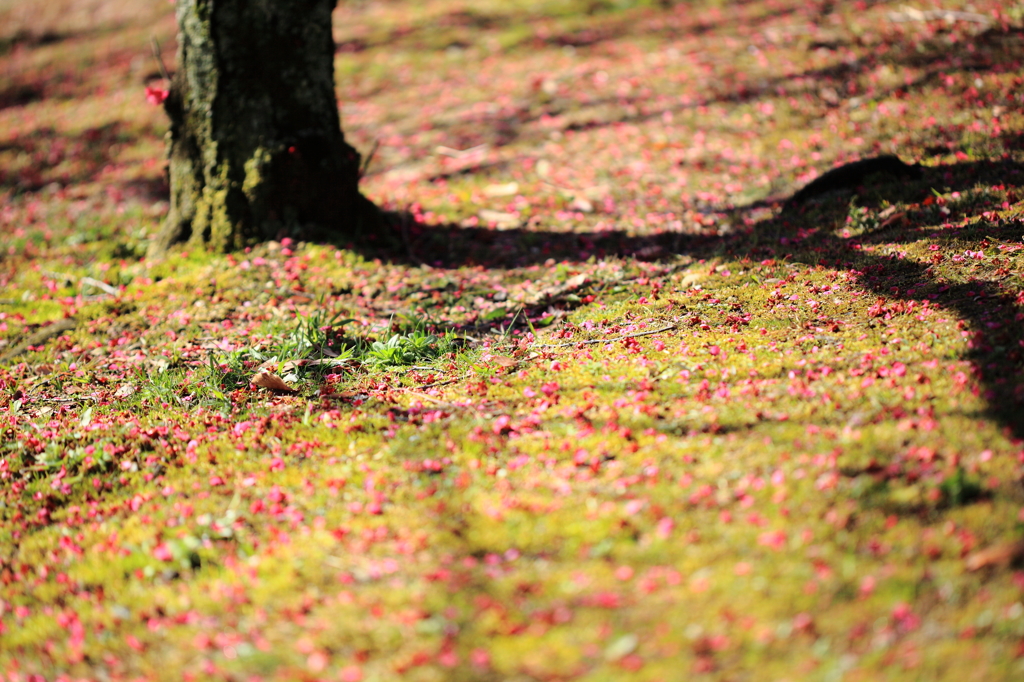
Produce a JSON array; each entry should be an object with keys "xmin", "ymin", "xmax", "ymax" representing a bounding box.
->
[{"xmin": 149, "ymin": 0, "xmax": 375, "ymax": 257}]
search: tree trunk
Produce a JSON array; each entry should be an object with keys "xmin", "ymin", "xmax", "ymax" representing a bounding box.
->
[{"xmin": 149, "ymin": 0, "xmax": 375, "ymax": 257}]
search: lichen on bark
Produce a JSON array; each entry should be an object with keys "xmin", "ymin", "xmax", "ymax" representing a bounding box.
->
[{"xmin": 149, "ymin": 0, "xmax": 375, "ymax": 257}]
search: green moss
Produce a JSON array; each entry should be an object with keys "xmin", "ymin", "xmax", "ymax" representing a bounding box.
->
[
  {"xmin": 189, "ymin": 161, "xmax": 233, "ymax": 251},
  {"xmin": 242, "ymin": 147, "xmax": 273, "ymax": 200}
]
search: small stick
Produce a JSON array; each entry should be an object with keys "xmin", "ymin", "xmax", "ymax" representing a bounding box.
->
[
  {"xmin": 150, "ymin": 36, "xmax": 171, "ymax": 82},
  {"xmin": 360, "ymin": 139, "xmax": 380, "ymax": 177},
  {"xmin": 0, "ymin": 318, "xmax": 78, "ymax": 363},
  {"xmin": 533, "ymin": 323, "xmax": 678, "ymax": 349},
  {"xmin": 40, "ymin": 270, "xmax": 118, "ymax": 296},
  {"xmin": 80, "ymin": 277, "xmax": 119, "ymax": 296},
  {"xmin": 412, "ymin": 372, "xmax": 470, "ymax": 390}
]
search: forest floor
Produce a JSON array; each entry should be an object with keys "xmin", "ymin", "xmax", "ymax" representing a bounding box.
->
[{"xmin": 2, "ymin": 0, "xmax": 1024, "ymax": 680}]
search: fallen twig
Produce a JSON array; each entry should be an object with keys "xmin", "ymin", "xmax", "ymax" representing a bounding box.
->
[
  {"xmin": 533, "ymin": 323, "xmax": 678, "ymax": 349},
  {"xmin": 360, "ymin": 139, "xmax": 380, "ymax": 178},
  {"xmin": 0, "ymin": 318, "xmax": 78, "ymax": 363},
  {"xmin": 38, "ymin": 396, "xmax": 98, "ymax": 404},
  {"xmin": 39, "ymin": 270, "xmax": 119, "ymax": 296},
  {"xmin": 413, "ymin": 372, "xmax": 470, "ymax": 390},
  {"xmin": 80, "ymin": 277, "xmax": 119, "ymax": 296},
  {"xmin": 150, "ymin": 36, "xmax": 172, "ymax": 82}
]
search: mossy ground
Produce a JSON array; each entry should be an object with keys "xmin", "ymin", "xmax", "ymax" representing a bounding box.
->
[{"xmin": 2, "ymin": 0, "xmax": 1024, "ymax": 680}]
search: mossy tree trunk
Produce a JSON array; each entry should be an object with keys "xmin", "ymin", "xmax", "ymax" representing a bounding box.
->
[{"xmin": 149, "ymin": 0, "xmax": 374, "ymax": 257}]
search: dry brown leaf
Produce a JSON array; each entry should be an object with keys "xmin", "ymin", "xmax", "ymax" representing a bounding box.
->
[
  {"xmin": 114, "ymin": 383, "xmax": 137, "ymax": 399},
  {"xmin": 564, "ymin": 273, "xmax": 587, "ymax": 289},
  {"xmin": 256, "ymin": 358, "xmax": 305, "ymax": 374},
  {"xmin": 965, "ymin": 540, "xmax": 1024, "ymax": 571},
  {"xmin": 489, "ymin": 355, "xmax": 516, "ymax": 367},
  {"xmin": 251, "ymin": 371, "xmax": 297, "ymax": 392}
]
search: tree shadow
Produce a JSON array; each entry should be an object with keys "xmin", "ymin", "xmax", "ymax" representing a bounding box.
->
[
  {"xmin": 735, "ymin": 157, "xmax": 1024, "ymax": 440},
  {"xmin": 0, "ymin": 82, "xmax": 44, "ymax": 111},
  {"xmin": 347, "ymin": 155, "xmax": 1024, "ymax": 440},
  {"xmin": 0, "ymin": 28, "xmax": 68, "ymax": 57}
]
